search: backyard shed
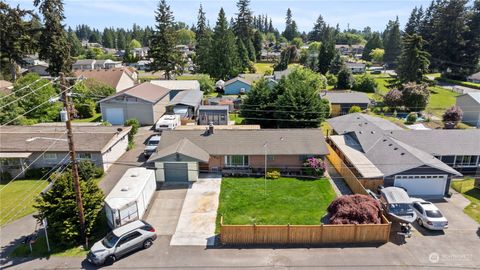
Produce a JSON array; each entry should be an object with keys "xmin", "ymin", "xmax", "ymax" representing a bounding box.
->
[{"xmin": 104, "ymin": 168, "xmax": 157, "ymax": 228}]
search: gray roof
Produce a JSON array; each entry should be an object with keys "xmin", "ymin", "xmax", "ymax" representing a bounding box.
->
[
  {"xmin": 199, "ymin": 105, "xmax": 229, "ymax": 111},
  {"xmin": 224, "ymin": 77, "xmax": 252, "ymax": 86},
  {"xmin": 458, "ymin": 92, "xmax": 480, "ymax": 104},
  {"xmin": 468, "ymin": 72, "xmax": 480, "ymax": 80},
  {"xmin": 150, "ymin": 80, "xmax": 200, "ymax": 91},
  {"xmin": 387, "ymin": 129, "xmax": 480, "ymax": 156},
  {"xmin": 327, "ymin": 113, "xmax": 403, "ymax": 135},
  {"xmin": 0, "ymin": 125, "xmax": 131, "ymax": 153},
  {"xmin": 322, "ymin": 91, "xmax": 370, "ymax": 104},
  {"xmin": 74, "ymin": 59, "xmax": 95, "ymax": 65},
  {"xmin": 151, "ymin": 129, "xmax": 329, "ymax": 156},
  {"xmin": 151, "ymin": 138, "xmax": 210, "ymax": 162},
  {"xmin": 99, "ymin": 82, "xmax": 170, "ymax": 104},
  {"xmin": 168, "ymin": 90, "xmax": 203, "ymax": 107},
  {"xmin": 346, "ymin": 62, "xmax": 366, "ymax": 68},
  {"xmin": 364, "ymin": 135, "xmax": 460, "ymax": 177}
]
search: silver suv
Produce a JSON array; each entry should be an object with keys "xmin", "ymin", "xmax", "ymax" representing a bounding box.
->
[{"xmin": 87, "ymin": 220, "xmax": 157, "ymax": 265}]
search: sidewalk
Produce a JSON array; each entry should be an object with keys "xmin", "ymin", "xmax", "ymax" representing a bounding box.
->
[{"xmin": 325, "ymin": 160, "xmax": 352, "ymax": 196}]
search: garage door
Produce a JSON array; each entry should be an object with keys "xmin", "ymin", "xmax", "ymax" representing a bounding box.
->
[
  {"xmin": 394, "ymin": 175, "xmax": 447, "ymax": 196},
  {"xmin": 164, "ymin": 163, "xmax": 188, "ymax": 182},
  {"xmin": 105, "ymin": 108, "xmax": 124, "ymax": 125}
]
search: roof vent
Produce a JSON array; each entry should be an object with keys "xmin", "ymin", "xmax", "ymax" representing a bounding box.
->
[
  {"xmin": 388, "ymin": 144, "xmax": 392, "ymax": 146},
  {"xmin": 371, "ymin": 131, "xmax": 375, "ymax": 134},
  {"xmin": 382, "ymin": 139, "xmax": 387, "ymax": 142},
  {"xmin": 401, "ymin": 153, "xmax": 405, "ymax": 155},
  {"xmin": 131, "ymin": 173, "xmax": 139, "ymax": 177},
  {"xmin": 121, "ymin": 186, "xmax": 129, "ymax": 191},
  {"xmin": 394, "ymin": 147, "xmax": 398, "ymax": 150},
  {"xmin": 359, "ymin": 131, "xmax": 362, "ymax": 134}
]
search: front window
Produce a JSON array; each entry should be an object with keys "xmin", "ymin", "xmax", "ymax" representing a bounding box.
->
[
  {"xmin": 77, "ymin": 153, "xmax": 92, "ymax": 160},
  {"xmin": 455, "ymin": 156, "xmax": 478, "ymax": 167},
  {"xmin": 224, "ymin": 155, "xmax": 249, "ymax": 167},
  {"xmin": 43, "ymin": 153, "xmax": 57, "ymax": 160}
]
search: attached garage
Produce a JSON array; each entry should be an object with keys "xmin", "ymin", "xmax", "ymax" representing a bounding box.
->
[
  {"xmin": 394, "ymin": 175, "xmax": 448, "ymax": 197},
  {"xmin": 105, "ymin": 108, "xmax": 124, "ymax": 125},
  {"xmin": 164, "ymin": 163, "xmax": 189, "ymax": 182}
]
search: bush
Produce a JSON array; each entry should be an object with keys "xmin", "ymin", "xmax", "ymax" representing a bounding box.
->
[
  {"xmin": 383, "ymin": 88, "xmax": 403, "ymax": 109},
  {"xmin": 76, "ymin": 100, "xmax": 96, "ymax": 119},
  {"xmin": 405, "ymin": 112, "xmax": 418, "ymax": 124},
  {"xmin": 442, "ymin": 105, "xmax": 463, "ymax": 124},
  {"xmin": 400, "ymin": 82, "xmax": 430, "ymax": 111},
  {"xmin": 0, "ymin": 172, "xmax": 12, "ymax": 182},
  {"xmin": 266, "ymin": 170, "xmax": 281, "ymax": 179},
  {"xmin": 25, "ymin": 168, "xmax": 51, "ymax": 179},
  {"xmin": 348, "ymin": 105, "xmax": 362, "ymax": 113},
  {"xmin": 327, "ymin": 194, "xmax": 382, "ymax": 224},
  {"xmin": 352, "ymin": 74, "xmax": 377, "ymax": 93},
  {"xmin": 303, "ymin": 157, "xmax": 326, "ymax": 177},
  {"xmin": 325, "ymin": 72, "xmax": 337, "ymax": 86},
  {"xmin": 336, "ymin": 66, "xmax": 354, "ymax": 89},
  {"xmin": 124, "ymin": 118, "xmax": 140, "ymax": 144},
  {"xmin": 77, "ymin": 160, "xmax": 103, "ymax": 181}
]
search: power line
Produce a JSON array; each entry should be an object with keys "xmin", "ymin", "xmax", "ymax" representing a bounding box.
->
[
  {"xmin": 0, "ymin": 80, "xmax": 56, "ymax": 109},
  {"xmin": 0, "ymin": 77, "xmax": 47, "ymax": 101}
]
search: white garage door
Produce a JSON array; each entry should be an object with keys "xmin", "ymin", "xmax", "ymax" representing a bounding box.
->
[
  {"xmin": 105, "ymin": 108, "xmax": 124, "ymax": 125},
  {"xmin": 394, "ymin": 175, "xmax": 447, "ymax": 197}
]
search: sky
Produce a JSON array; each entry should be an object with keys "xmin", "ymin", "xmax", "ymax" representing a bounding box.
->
[{"xmin": 7, "ymin": 0, "xmax": 434, "ymax": 32}]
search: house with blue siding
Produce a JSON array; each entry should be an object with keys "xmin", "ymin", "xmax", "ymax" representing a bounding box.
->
[{"xmin": 224, "ymin": 77, "xmax": 252, "ymax": 95}]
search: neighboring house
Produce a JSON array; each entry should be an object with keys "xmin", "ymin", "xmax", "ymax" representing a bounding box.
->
[
  {"xmin": 99, "ymin": 82, "xmax": 171, "ymax": 125},
  {"xmin": 0, "ymin": 80, "xmax": 13, "ymax": 96},
  {"xmin": 74, "ymin": 68, "xmax": 136, "ymax": 92},
  {"xmin": 0, "ymin": 125, "xmax": 131, "ymax": 177},
  {"xmin": 273, "ymin": 68, "xmax": 293, "ymax": 81},
  {"xmin": 197, "ymin": 105, "xmax": 229, "ymax": 125},
  {"xmin": 72, "ymin": 59, "xmax": 95, "ymax": 70},
  {"xmin": 467, "ymin": 72, "xmax": 480, "ymax": 83},
  {"xmin": 130, "ymin": 60, "xmax": 151, "ymax": 71},
  {"xmin": 166, "ymin": 90, "xmax": 203, "ymax": 119},
  {"xmin": 94, "ymin": 59, "xmax": 122, "ymax": 69},
  {"xmin": 148, "ymin": 128, "xmax": 329, "ymax": 183},
  {"xmin": 335, "ymin": 44, "xmax": 364, "ymax": 56},
  {"xmin": 321, "ymin": 91, "xmax": 370, "ymax": 116},
  {"xmin": 327, "ymin": 113, "xmax": 480, "ymax": 197},
  {"xmin": 345, "ymin": 62, "xmax": 366, "ymax": 74},
  {"xmin": 456, "ymin": 93, "xmax": 480, "ymax": 127},
  {"xmin": 151, "ymin": 80, "xmax": 200, "ymax": 97},
  {"xmin": 208, "ymin": 96, "xmax": 241, "ymax": 111},
  {"xmin": 260, "ymin": 50, "xmax": 281, "ymax": 62},
  {"xmin": 132, "ymin": 47, "xmax": 149, "ymax": 59},
  {"xmin": 224, "ymin": 77, "xmax": 252, "ymax": 95},
  {"xmin": 27, "ymin": 63, "xmax": 49, "ymax": 76}
]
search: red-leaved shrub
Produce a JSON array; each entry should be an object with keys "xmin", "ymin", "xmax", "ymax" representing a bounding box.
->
[{"xmin": 327, "ymin": 194, "xmax": 382, "ymax": 224}]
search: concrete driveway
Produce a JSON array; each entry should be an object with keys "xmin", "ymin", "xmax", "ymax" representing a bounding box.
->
[{"xmin": 170, "ymin": 176, "xmax": 221, "ymax": 246}]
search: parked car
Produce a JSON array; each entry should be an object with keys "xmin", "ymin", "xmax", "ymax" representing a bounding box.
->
[
  {"xmin": 411, "ymin": 199, "xmax": 448, "ymax": 230},
  {"xmin": 87, "ymin": 220, "xmax": 157, "ymax": 265},
  {"xmin": 155, "ymin": 114, "xmax": 180, "ymax": 132},
  {"xmin": 144, "ymin": 135, "xmax": 161, "ymax": 157}
]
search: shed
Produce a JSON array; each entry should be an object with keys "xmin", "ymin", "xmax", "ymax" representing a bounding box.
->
[
  {"xmin": 198, "ymin": 105, "xmax": 229, "ymax": 125},
  {"xmin": 224, "ymin": 77, "xmax": 252, "ymax": 95},
  {"xmin": 104, "ymin": 168, "xmax": 157, "ymax": 228},
  {"xmin": 456, "ymin": 92, "xmax": 480, "ymax": 127}
]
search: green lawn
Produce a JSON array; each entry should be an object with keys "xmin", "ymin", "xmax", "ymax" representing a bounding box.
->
[
  {"xmin": 216, "ymin": 177, "xmax": 336, "ymax": 230},
  {"xmin": 0, "ymin": 179, "xmax": 49, "ymax": 226},
  {"xmin": 229, "ymin": 113, "xmax": 245, "ymax": 125},
  {"xmin": 72, "ymin": 112, "xmax": 101, "ymax": 123},
  {"xmin": 253, "ymin": 63, "xmax": 274, "ymax": 75},
  {"xmin": 451, "ymin": 178, "xmax": 480, "ymax": 224},
  {"xmin": 10, "ymin": 237, "xmax": 88, "ymax": 258},
  {"xmin": 426, "ymin": 85, "xmax": 459, "ymax": 117},
  {"xmin": 373, "ymin": 76, "xmax": 395, "ymax": 95}
]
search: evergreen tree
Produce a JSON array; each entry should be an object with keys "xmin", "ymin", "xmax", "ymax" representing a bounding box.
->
[
  {"xmin": 275, "ymin": 68, "xmax": 329, "ymax": 128},
  {"xmin": 68, "ymin": 30, "xmax": 83, "ymax": 57},
  {"xmin": 34, "ymin": 0, "xmax": 72, "ymax": 76},
  {"xmin": 329, "ymin": 53, "xmax": 345, "ymax": 75},
  {"xmin": 336, "ymin": 66, "xmax": 354, "ymax": 89},
  {"xmin": 0, "ymin": 3, "xmax": 38, "ymax": 81},
  {"xmin": 396, "ymin": 34, "xmax": 430, "ymax": 83},
  {"xmin": 465, "ymin": 0, "xmax": 480, "ymax": 74},
  {"xmin": 317, "ymin": 41, "xmax": 335, "ymax": 74},
  {"xmin": 235, "ymin": 0, "xmax": 254, "ymax": 58},
  {"xmin": 362, "ymin": 32, "xmax": 383, "ymax": 61},
  {"xmin": 240, "ymin": 78, "xmax": 277, "ymax": 128},
  {"xmin": 309, "ymin": 15, "xmax": 326, "ymax": 42},
  {"xmin": 246, "ymin": 38, "xmax": 256, "ymax": 61},
  {"xmin": 195, "ymin": 4, "xmax": 212, "ymax": 74},
  {"xmin": 253, "ymin": 30, "xmax": 263, "ymax": 61},
  {"xmin": 148, "ymin": 0, "xmax": 182, "ymax": 79},
  {"xmin": 116, "ymin": 29, "xmax": 127, "ymax": 50},
  {"xmin": 405, "ymin": 7, "xmax": 419, "ymax": 35},
  {"xmin": 102, "ymin": 27, "xmax": 115, "ymax": 48},
  {"xmin": 237, "ymin": 38, "xmax": 250, "ymax": 72},
  {"xmin": 383, "ymin": 17, "xmax": 401, "ymax": 68},
  {"xmin": 283, "ymin": 8, "xmax": 298, "ymax": 41},
  {"xmin": 210, "ymin": 8, "xmax": 241, "ymax": 79}
]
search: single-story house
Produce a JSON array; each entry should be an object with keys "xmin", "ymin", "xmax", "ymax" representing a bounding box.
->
[
  {"xmin": 99, "ymin": 82, "xmax": 171, "ymax": 125},
  {"xmin": 224, "ymin": 77, "xmax": 252, "ymax": 95},
  {"xmin": 132, "ymin": 47, "xmax": 149, "ymax": 59},
  {"xmin": 94, "ymin": 59, "xmax": 122, "ymax": 69},
  {"xmin": 148, "ymin": 128, "xmax": 329, "ymax": 183},
  {"xmin": 335, "ymin": 44, "xmax": 364, "ymax": 56},
  {"xmin": 74, "ymin": 68, "xmax": 136, "ymax": 92},
  {"xmin": 327, "ymin": 113, "xmax": 480, "ymax": 197},
  {"xmin": 130, "ymin": 60, "xmax": 151, "ymax": 71},
  {"xmin": 27, "ymin": 63, "xmax": 49, "ymax": 76},
  {"xmin": 166, "ymin": 90, "xmax": 203, "ymax": 119},
  {"xmin": 456, "ymin": 92, "xmax": 480, "ymax": 127},
  {"xmin": 345, "ymin": 62, "xmax": 366, "ymax": 74},
  {"xmin": 321, "ymin": 91, "xmax": 370, "ymax": 116},
  {"xmin": 0, "ymin": 80, "xmax": 13, "ymax": 95},
  {"xmin": 467, "ymin": 72, "xmax": 480, "ymax": 83},
  {"xmin": 197, "ymin": 105, "xmax": 229, "ymax": 125},
  {"xmin": 72, "ymin": 59, "xmax": 95, "ymax": 70},
  {"xmin": 0, "ymin": 125, "xmax": 131, "ymax": 177}
]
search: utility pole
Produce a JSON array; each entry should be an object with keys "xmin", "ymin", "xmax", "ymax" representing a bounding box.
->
[{"xmin": 60, "ymin": 73, "xmax": 87, "ymax": 248}]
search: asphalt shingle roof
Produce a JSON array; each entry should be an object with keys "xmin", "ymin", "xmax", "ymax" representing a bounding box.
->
[
  {"xmin": 99, "ymin": 82, "xmax": 170, "ymax": 104},
  {"xmin": 322, "ymin": 91, "xmax": 370, "ymax": 104}
]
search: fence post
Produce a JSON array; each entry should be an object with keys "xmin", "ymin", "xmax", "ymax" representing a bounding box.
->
[
  {"xmin": 253, "ymin": 223, "xmax": 256, "ymax": 244},
  {"xmin": 287, "ymin": 224, "xmax": 290, "ymax": 244}
]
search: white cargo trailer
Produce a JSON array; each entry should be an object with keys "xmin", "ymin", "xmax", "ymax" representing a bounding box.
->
[{"xmin": 104, "ymin": 168, "xmax": 156, "ymax": 228}]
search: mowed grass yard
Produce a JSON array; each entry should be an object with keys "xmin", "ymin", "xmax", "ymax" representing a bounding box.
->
[
  {"xmin": 216, "ymin": 177, "xmax": 337, "ymax": 230},
  {"xmin": 426, "ymin": 85, "xmax": 459, "ymax": 117},
  {"xmin": 451, "ymin": 178, "xmax": 480, "ymax": 224},
  {"xmin": 0, "ymin": 179, "xmax": 48, "ymax": 226}
]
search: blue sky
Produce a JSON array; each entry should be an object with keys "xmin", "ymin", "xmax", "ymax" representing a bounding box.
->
[{"xmin": 8, "ymin": 0, "xmax": 433, "ymax": 32}]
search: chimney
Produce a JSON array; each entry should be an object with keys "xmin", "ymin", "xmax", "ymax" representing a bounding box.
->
[{"xmin": 208, "ymin": 122, "xmax": 214, "ymax": 135}]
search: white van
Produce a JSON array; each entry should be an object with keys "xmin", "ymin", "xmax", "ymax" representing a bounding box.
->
[{"xmin": 155, "ymin": 114, "xmax": 181, "ymax": 132}]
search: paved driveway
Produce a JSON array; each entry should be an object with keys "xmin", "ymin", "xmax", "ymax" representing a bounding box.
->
[{"xmin": 170, "ymin": 176, "xmax": 221, "ymax": 246}]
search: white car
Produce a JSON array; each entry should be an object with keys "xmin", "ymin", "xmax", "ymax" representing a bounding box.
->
[{"xmin": 411, "ymin": 199, "xmax": 448, "ymax": 230}]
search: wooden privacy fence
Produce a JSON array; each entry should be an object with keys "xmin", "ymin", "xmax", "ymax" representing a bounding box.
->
[
  {"xmin": 326, "ymin": 144, "xmax": 369, "ymax": 195},
  {"xmin": 220, "ymin": 216, "xmax": 391, "ymax": 245}
]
